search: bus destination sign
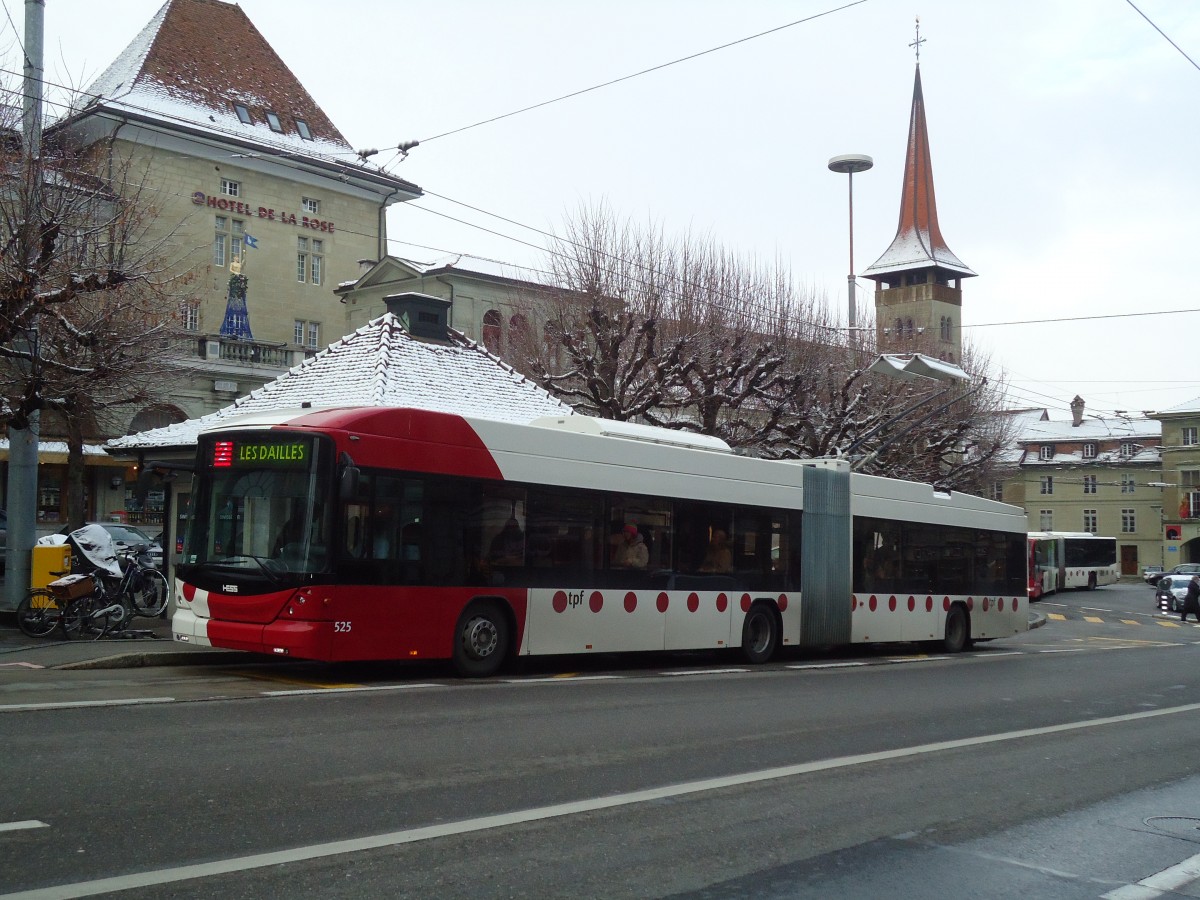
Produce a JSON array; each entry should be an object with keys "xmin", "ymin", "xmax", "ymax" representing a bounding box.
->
[{"xmin": 212, "ymin": 440, "xmax": 309, "ymax": 469}]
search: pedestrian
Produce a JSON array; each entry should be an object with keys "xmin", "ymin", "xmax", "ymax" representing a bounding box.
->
[{"xmin": 1182, "ymin": 574, "xmax": 1200, "ymax": 624}]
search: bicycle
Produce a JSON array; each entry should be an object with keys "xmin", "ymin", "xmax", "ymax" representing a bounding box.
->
[
  {"xmin": 15, "ymin": 587, "xmax": 66, "ymax": 638},
  {"xmin": 58, "ymin": 544, "xmax": 170, "ymax": 640}
]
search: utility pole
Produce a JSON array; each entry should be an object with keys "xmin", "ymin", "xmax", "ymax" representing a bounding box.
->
[{"xmin": 6, "ymin": 0, "xmax": 45, "ymax": 609}]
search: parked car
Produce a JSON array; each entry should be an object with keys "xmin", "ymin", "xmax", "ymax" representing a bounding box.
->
[
  {"xmin": 1148, "ymin": 563, "xmax": 1200, "ymax": 587},
  {"xmin": 1157, "ymin": 574, "xmax": 1196, "ymax": 613},
  {"xmin": 1142, "ymin": 565, "xmax": 1165, "ymax": 584},
  {"xmin": 57, "ymin": 522, "xmax": 163, "ymax": 570}
]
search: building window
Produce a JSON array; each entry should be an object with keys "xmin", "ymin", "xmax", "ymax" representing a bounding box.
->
[
  {"xmin": 1120, "ymin": 442, "xmax": 1136, "ymax": 458},
  {"xmin": 482, "ymin": 309, "xmax": 502, "ymax": 352},
  {"xmin": 293, "ymin": 320, "xmax": 320, "ymax": 349},
  {"xmin": 233, "ymin": 103, "xmax": 252, "ymax": 124},
  {"xmin": 1082, "ymin": 443, "xmax": 1096, "ymax": 459},
  {"xmin": 266, "ymin": 111, "xmax": 283, "ymax": 133},
  {"xmin": 214, "ymin": 216, "xmax": 244, "ymax": 267},
  {"xmin": 1040, "ymin": 476, "xmax": 1054, "ymax": 495},
  {"xmin": 1182, "ymin": 470, "xmax": 1200, "ymax": 488},
  {"xmin": 297, "ymin": 237, "xmax": 308, "ymax": 282},
  {"xmin": 220, "ymin": 178, "xmax": 240, "ymax": 197},
  {"xmin": 1083, "ymin": 509, "xmax": 1097, "ymax": 534},
  {"xmin": 182, "ymin": 302, "xmax": 199, "ymax": 332},
  {"xmin": 1184, "ymin": 427, "xmax": 1198, "ymax": 446},
  {"xmin": 1122, "ymin": 508, "xmax": 1136, "ymax": 533},
  {"xmin": 990, "ymin": 481, "xmax": 1003, "ymax": 502},
  {"xmin": 1121, "ymin": 474, "xmax": 1135, "ymax": 494},
  {"xmin": 1040, "ymin": 510, "xmax": 1053, "ymax": 530},
  {"xmin": 302, "ymin": 197, "xmax": 319, "ymax": 214},
  {"xmin": 1083, "ymin": 475, "xmax": 1097, "ymax": 494},
  {"xmin": 310, "ymin": 239, "xmax": 323, "ymax": 285},
  {"xmin": 296, "ymin": 118, "xmax": 312, "ymax": 140},
  {"xmin": 1039, "ymin": 445, "xmax": 1054, "ymax": 461}
]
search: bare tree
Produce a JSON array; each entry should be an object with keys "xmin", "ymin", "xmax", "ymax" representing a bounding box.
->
[
  {"xmin": 510, "ymin": 202, "xmax": 1014, "ymax": 493},
  {"xmin": 0, "ymin": 72, "xmax": 188, "ymax": 526}
]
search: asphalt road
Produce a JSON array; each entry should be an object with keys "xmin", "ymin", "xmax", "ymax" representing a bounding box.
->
[{"xmin": 4, "ymin": 581, "xmax": 1200, "ymax": 898}]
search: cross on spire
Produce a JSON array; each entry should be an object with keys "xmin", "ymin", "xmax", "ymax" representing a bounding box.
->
[{"xmin": 909, "ymin": 16, "xmax": 925, "ymax": 63}]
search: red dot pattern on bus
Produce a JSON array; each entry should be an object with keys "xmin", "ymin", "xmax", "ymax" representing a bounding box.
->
[{"xmin": 542, "ymin": 590, "xmax": 1020, "ymax": 617}]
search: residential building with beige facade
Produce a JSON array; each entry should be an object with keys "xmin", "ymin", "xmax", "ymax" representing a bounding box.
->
[{"xmin": 996, "ymin": 398, "xmax": 1163, "ymax": 576}]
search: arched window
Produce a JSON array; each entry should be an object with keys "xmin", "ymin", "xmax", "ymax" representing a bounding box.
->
[
  {"xmin": 904, "ymin": 318, "xmax": 914, "ymax": 338},
  {"xmin": 482, "ymin": 309, "xmax": 502, "ymax": 352},
  {"xmin": 542, "ymin": 321, "xmax": 561, "ymax": 366},
  {"xmin": 940, "ymin": 316, "xmax": 952, "ymax": 341},
  {"xmin": 508, "ymin": 314, "xmax": 531, "ymax": 356},
  {"xmin": 894, "ymin": 318, "xmax": 902, "ymax": 337}
]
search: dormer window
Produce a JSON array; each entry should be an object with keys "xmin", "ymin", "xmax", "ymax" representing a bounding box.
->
[
  {"xmin": 233, "ymin": 103, "xmax": 252, "ymax": 124},
  {"xmin": 295, "ymin": 118, "xmax": 312, "ymax": 140},
  {"xmin": 266, "ymin": 111, "xmax": 283, "ymax": 133},
  {"xmin": 1120, "ymin": 442, "xmax": 1136, "ymax": 458},
  {"xmin": 1039, "ymin": 445, "xmax": 1054, "ymax": 461},
  {"xmin": 1082, "ymin": 442, "xmax": 1096, "ymax": 459}
]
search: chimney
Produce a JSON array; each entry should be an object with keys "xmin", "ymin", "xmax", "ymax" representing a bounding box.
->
[
  {"xmin": 383, "ymin": 292, "xmax": 452, "ymax": 343},
  {"xmin": 1070, "ymin": 395, "xmax": 1084, "ymax": 427},
  {"xmin": 357, "ymin": 258, "xmax": 376, "ymax": 275}
]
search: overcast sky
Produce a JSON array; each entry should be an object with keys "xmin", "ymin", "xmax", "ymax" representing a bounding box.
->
[{"xmin": 4, "ymin": 0, "xmax": 1198, "ymax": 421}]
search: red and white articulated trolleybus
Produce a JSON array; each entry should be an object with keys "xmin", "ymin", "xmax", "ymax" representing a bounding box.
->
[
  {"xmin": 1026, "ymin": 531, "xmax": 1119, "ymax": 600},
  {"xmin": 172, "ymin": 407, "xmax": 1029, "ymax": 675}
]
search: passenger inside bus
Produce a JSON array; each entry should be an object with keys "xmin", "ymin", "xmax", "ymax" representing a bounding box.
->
[
  {"xmin": 698, "ymin": 529, "xmax": 733, "ymax": 573},
  {"xmin": 613, "ymin": 524, "xmax": 648, "ymax": 569},
  {"xmin": 488, "ymin": 517, "xmax": 525, "ymax": 566}
]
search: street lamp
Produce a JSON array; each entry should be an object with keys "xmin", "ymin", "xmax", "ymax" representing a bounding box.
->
[{"xmin": 827, "ymin": 153, "xmax": 874, "ymax": 336}]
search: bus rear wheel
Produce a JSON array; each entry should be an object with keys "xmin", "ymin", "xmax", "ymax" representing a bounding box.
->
[
  {"xmin": 452, "ymin": 602, "xmax": 510, "ymax": 677},
  {"xmin": 942, "ymin": 605, "xmax": 969, "ymax": 653},
  {"xmin": 741, "ymin": 603, "xmax": 779, "ymax": 664}
]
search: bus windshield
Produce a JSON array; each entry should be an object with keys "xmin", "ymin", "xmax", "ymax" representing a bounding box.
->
[{"xmin": 184, "ymin": 433, "xmax": 333, "ymax": 578}]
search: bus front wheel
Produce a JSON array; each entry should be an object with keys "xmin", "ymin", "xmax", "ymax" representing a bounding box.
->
[
  {"xmin": 942, "ymin": 605, "xmax": 970, "ymax": 653},
  {"xmin": 741, "ymin": 603, "xmax": 780, "ymax": 664},
  {"xmin": 452, "ymin": 602, "xmax": 510, "ymax": 677}
]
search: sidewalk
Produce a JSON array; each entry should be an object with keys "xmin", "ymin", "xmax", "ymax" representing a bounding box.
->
[{"xmin": 0, "ymin": 610, "xmax": 236, "ymax": 669}]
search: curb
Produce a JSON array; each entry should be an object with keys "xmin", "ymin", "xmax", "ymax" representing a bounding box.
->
[{"xmin": 55, "ymin": 649, "xmax": 239, "ymax": 670}]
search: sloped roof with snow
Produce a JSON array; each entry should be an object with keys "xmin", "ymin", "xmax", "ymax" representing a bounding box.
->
[
  {"xmin": 107, "ymin": 313, "xmax": 573, "ymax": 451},
  {"xmin": 1155, "ymin": 396, "xmax": 1200, "ymax": 416},
  {"xmin": 997, "ymin": 411, "xmax": 1162, "ymax": 468},
  {"xmin": 70, "ymin": 0, "xmax": 415, "ymax": 193}
]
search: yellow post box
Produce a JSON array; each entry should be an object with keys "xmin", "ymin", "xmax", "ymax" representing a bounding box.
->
[{"xmin": 31, "ymin": 544, "xmax": 72, "ymax": 589}]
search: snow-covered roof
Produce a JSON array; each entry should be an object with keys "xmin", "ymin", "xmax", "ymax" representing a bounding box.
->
[
  {"xmin": 106, "ymin": 313, "xmax": 573, "ymax": 451},
  {"xmin": 401, "ymin": 254, "xmax": 554, "ymax": 287},
  {"xmin": 68, "ymin": 0, "xmax": 415, "ymax": 194},
  {"xmin": 1011, "ymin": 415, "xmax": 1160, "ymax": 443},
  {"xmin": 1155, "ymin": 396, "xmax": 1200, "ymax": 416}
]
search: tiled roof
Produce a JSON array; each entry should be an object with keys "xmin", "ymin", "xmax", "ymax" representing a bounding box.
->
[
  {"xmin": 864, "ymin": 66, "xmax": 975, "ymax": 280},
  {"xmin": 73, "ymin": 0, "xmax": 391, "ymax": 173},
  {"xmin": 106, "ymin": 314, "xmax": 573, "ymax": 451}
]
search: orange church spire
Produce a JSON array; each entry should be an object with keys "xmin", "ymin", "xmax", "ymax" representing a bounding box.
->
[{"xmin": 863, "ymin": 61, "xmax": 974, "ymax": 280}]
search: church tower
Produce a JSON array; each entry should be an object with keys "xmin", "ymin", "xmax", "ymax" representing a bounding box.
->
[{"xmin": 863, "ymin": 37, "xmax": 973, "ymax": 365}]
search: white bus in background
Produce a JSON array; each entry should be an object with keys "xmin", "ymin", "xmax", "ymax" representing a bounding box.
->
[{"xmin": 1027, "ymin": 531, "xmax": 1119, "ymax": 600}]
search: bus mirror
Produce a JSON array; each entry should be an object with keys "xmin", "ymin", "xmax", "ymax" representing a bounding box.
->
[{"xmin": 339, "ymin": 465, "xmax": 361, "ymax": 500}]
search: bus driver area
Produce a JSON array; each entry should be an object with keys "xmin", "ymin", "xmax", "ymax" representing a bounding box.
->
[{"xmin": 172, "ymin": 407, "xmax": 1028, "ymax": 675}]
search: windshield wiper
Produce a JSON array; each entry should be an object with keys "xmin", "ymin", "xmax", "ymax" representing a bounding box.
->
[{"xmin": 214, "ymin": 554, "xmax": 284, "ymax": 585}]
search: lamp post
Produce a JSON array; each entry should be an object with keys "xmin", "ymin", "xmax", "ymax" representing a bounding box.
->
[{"xmin": 827, "ymin": 153, "xmax": 873, "ymax": 337}]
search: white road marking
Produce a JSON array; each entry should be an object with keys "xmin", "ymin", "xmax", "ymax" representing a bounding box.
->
[
  {"xmin": 787, "ymin": 662, "xmax": 868, "ymax": 669},
  {"xmin": 11, "ymin": 702, "xmax": 1200, "ymax": 900},
  {"xmin": 0, "ymin": 821, "xmax": 47, "ymax": 833},
  {"xmin": 1102, "ymin": 848, "xmax": 1200, "ymax": 898},
  {"xmin": 662, "ymin": 668, "xmax": 748, "ymax": 676},
  {"xmin": 886, "ymin": 656, "xmax": 950, "ymax": 663},
  {"xmin": 0, "ymin": 698, "xmax": 175, "ymax": 713},
  {"xmin": 0, "ymin": 663, "xmax": 43, "ymax": 669},
  {"xmin": 1038, "ymin": 648, "xmax": 1088, "ymax": 653},
  {"xmin": 261, "ymin": 684, "xmax": 441, "ymax": 696},
  {"xmin": 506, "ymin": 675, "xmax": 624, "ymax": 683}
]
